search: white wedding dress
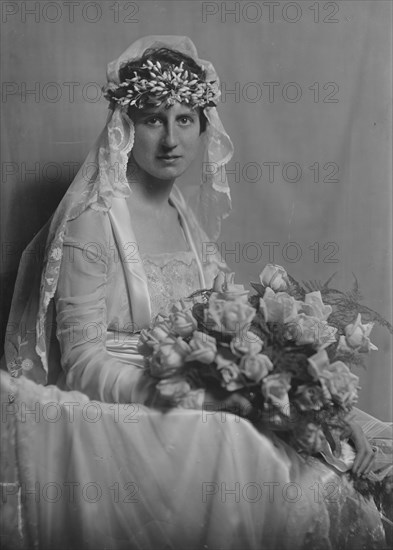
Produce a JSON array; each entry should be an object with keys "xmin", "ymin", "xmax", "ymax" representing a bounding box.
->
[{"xmin": 1, "ymin": 191, "xmax": 389, "ymax": 550}]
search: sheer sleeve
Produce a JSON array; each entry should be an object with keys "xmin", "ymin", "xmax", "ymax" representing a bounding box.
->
[{"xmin": 54, "ymin": 207, "xmax": 154, "ymax": 404}]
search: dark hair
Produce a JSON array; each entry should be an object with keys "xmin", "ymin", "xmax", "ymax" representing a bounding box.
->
[{"xmin": 119, "ymin": 47, "xmax": 208, "ymax": 133}]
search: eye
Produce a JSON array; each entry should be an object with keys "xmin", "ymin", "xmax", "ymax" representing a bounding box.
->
[
  {"xmin": 145, "ymin": 116, "xmax": 163, "ymax": 126},
  {"xmin": 178, "ymin": 115, "xmax": 195, "ymax": 126}
]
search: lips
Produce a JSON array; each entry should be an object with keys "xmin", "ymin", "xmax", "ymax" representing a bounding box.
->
[{"xmin": 157, "ymin": 155, "xmax": 181, "ymax": 160}]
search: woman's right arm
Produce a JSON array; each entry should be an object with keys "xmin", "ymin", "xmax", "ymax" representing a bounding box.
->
[{"xmin": 54, "ymin": 207, "xmax": 154, "ymax": 404}]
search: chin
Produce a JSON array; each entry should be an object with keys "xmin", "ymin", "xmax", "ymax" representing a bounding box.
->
[{"xmin": 150, "ymin": 164, "xmax": 188, "ymax": 180}]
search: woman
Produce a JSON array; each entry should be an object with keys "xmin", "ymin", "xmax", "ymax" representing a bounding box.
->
[{"xmin": 1, "ymin": 36, "xmax": 390, "ymax": 549}]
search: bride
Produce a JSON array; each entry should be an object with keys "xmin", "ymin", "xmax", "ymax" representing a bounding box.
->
[{"xmin": 1, "ymin": 35, "xmax": 390, "ymax": 550}]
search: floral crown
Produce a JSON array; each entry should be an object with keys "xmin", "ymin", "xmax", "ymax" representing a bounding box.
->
[{"xmin": 103, "ymin": 59, "xmax": 221, "ymax": 110}]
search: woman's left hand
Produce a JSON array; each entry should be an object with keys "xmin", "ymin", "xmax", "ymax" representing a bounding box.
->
[{"xmin": 344, "ymin": 420, "xmax": 376, "ymax": 477}]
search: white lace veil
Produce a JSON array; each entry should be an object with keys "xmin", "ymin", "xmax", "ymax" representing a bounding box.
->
[{"xmin": 4, "ymin": 35, "xmax": 234, "ymax": 383}]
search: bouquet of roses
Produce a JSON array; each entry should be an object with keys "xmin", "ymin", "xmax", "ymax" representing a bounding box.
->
[{"xmin": 138, "ymin": 264, "xmax": 390, "ymax": 456}]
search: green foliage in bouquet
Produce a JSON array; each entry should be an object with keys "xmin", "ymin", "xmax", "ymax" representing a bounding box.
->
[{"xmin": 283, "ymin": 272, "xmax": 393, "ymax": 366}]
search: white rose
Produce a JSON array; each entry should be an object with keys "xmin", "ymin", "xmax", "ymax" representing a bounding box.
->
[
  {"xmin": 212, "ymin": 271, "xmax": 249, "ymax": 302},
  {"xmin": 259, "ymin": 264, "xmax": 289, "ymax": 292},
  {"xmin": 216, "ymin": 352, "xmax": 243, "ymax": 391},
  {"xmin": 259, "ymin": 288, "xmax": 298, "ymax": 324},
  {"xmin": 230, "ymin": 331, "xmax": 264, "ymax": 356},
  {"xmin": 177, "ymin": 389, "xmax": 206, "ymax": 409},
  {"xmin": 239, "ymin": 353, "xmax": 273, "ymax": 383},
  {"xmin": 137, "ymin": 321, "xmax": 172, "ymax": 354},
  {"xmin": 186, "ymin": 331, "xmax": 217, "ymax": 364},
  {"xmin": 170, "ymin": 309, "xmax": 198, "ymax": 337},
  {"xmin": 343, "ymin": 314, "xmax": 378, "ymax": 353},
  {"xmin": 156, "ymin": 379, "xmax": 191, "ymax": 404},
  {"xmin": 297, "ymin": 291, "xmax": 333, "ymax": 321},
  {"xmin": 212, "ymin": 271, "xmax": 227, "ymax": 293},
  {"xmin": 150, "ymin": 336, "xmax": 191, "ymax": 378},
  {"xmin": 205, "ymin": 295, "xmax": 255, "ymax": 335},
  {"xmin": 262, "ymin": 373, "xmax": 292, "ymax": 417},
  {"xmin": 288, "ymin": 313, "xmax": 337, "ymax": 348}
]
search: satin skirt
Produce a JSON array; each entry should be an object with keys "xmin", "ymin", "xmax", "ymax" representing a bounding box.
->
[{"xmin": 1, "ymin": 341, "xmax": 388, "ymax": 550}]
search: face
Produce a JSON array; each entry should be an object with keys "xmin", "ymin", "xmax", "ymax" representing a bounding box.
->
[{"xmin": 130, "ymin": 102, "xmax": 203, "ymax": 181}]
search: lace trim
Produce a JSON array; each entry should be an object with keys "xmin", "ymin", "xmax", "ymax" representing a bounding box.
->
[{"xmin": 141, "ymin": 250, "xmax": 195, "ymax": 268}]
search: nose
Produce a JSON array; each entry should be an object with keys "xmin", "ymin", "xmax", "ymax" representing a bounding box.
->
[{"xmin": 161, "ymin": 120, "xmax": 178, "ymax": 150}]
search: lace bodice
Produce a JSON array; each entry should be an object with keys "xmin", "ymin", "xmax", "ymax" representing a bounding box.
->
[
  {"xmin": 104, "ymin": 248, "xmax": 204, "ymax": 333},
  {"xmin": 141, "ymin": 251, "xmax": 202, "ymax": 320}
]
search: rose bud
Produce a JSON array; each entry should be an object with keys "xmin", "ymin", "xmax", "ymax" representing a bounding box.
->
[{"xmin": 259, "ymin": 264, "xmax": 289, "ymax": 292}]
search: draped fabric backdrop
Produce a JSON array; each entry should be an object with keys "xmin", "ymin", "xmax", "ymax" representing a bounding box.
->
[{"xmin": 1, "ymin": 0, "xmax": 391, "ymax": 419}]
